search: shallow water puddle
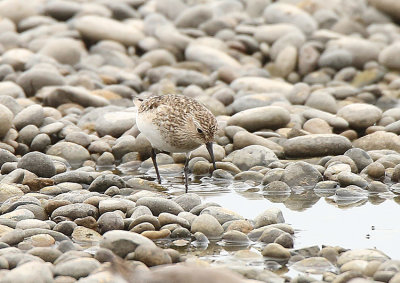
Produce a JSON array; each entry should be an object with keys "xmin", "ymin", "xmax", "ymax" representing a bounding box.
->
[{"xmin": 163, "ymin": 176, "xmax": 400, "ymax": 260}]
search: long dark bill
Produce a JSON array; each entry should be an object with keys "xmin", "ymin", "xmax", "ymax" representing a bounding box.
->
[{"xmin": 206, "ymin": 142, "xmax": 217, "ymax": 171}]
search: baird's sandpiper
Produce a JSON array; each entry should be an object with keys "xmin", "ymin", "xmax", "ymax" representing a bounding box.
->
[{"xmin": 135, "ymin": 93, "xmax": 218, "ymax": 192}]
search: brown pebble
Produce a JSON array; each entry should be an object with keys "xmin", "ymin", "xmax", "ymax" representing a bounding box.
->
[
  {"xmin": 366, "ymin": 162, "xmax": 385, "ymax": 179},
  {"xmin": 74, "ymin": 216, "xmax": 98, "ymax": 230},
  {"xmin": 141, "ymin": 229, "xmax": 171, "ymax": 239}
]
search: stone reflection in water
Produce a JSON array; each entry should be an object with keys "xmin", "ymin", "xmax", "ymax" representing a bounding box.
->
[
  {"xmin": 283, "ymin": 189, "xmax": 320, "ymax": 211},
  {"xmin": 263, "ymin": 192, "xmax": 291, "ymax": 203},
  {"xmin": 325, "ymin": 196, "xmax": 368, "ymax": 209},
  {"xmin": 368, "ymin": 194, "xmax": 388, "ymax": 205}
]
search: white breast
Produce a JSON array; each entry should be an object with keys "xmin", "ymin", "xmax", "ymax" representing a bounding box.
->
[{"xmin": 136, "ymin": 112, "xmax": 187, "ymax": 153}]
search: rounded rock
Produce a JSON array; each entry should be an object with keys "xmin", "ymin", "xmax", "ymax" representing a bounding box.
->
[
  {"xmin": 135, "ymin": 197, "xmax": 184, "ymax": 216},
  {"xmin": 133, "ymin": 244, "xmax": 172, "ymax": 267},
  {"xmin": 262, "ymin": 243, "xmax": 291, "ymax": 259},
  {"xmin": 284, "ymin": 134, "xmax": 352, "ymax": 158},
  {"xmin": 337, "ymin": 103, "xmax": 382, "ymax": 129},
  {"xmin": 13, "ymin": 104, "xmax": 44, "ymax": 130},
  {"xmin": 74, "ymin": 15, "xmax": 144, "ymax": 46},
  {"xmin": 281, "ymin": 161, "xmax": 323, "ymax": 188},
  {"xmin": 51, "ymin": 203, "xmax": 98, "ymax": 221},
  {"xmin": 0, "ymin": 104, "xmax": 13, "ymax": 138},
  {"xmin": 263, "ymin": 3, "xmax": 317, "ymax": 35},
  {"xmin": 98, "ymin": 212, "xmax": 124, "ymax": 234},
  {"xmin": 54, "ymin": 257, "xmax": 101, "ymax": 279},
  {"xmin": 46, "ymin": 142, "xmax": 90, "ymax": 167},
  {"xmin": 254, "ymin": 208, "xmax": 285, "ymax": 229},
  {"xmin": 227, "ymin": 106, "xmax": 290, "ymax": 132},
  {"xmin": 191, "ymin": 214, "xmax": 224, "ymax": 238},
  {"xmin": 17, "ymin": 151, "xmax": 56, "ymax": 178}
]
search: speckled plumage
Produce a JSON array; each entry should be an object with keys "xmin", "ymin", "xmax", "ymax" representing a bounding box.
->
[
  {"xmin": 136, "ymin": 94, "xmax": 218, "ymax": 152},
  {"xmin": 135, "ymin": 93, "xmax": 218, "ymax": 192}
]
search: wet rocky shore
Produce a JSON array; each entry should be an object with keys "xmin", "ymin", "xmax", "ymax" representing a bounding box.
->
[{"xmin": 0, "ymin": 0, "xmax": 400, "ymax": 282}]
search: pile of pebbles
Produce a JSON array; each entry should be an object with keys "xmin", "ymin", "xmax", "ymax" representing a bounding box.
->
[{"xmin": 0, "ymin": 0, "xmax": 399, "ymax": 282}]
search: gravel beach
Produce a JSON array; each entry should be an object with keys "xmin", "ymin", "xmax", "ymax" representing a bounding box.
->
[{"xmin": 0, "ymin": 0, "xmax": 399, "ymax": 282}]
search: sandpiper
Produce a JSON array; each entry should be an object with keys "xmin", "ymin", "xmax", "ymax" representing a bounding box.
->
[{"xmin": 135, "ymin": 93, "xmax": 218, "ymax": 192}]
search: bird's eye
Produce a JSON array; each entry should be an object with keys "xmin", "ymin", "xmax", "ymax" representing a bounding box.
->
[{"xmin": 197, "ymin": 128, "xmax": 203, "ymax": 134}]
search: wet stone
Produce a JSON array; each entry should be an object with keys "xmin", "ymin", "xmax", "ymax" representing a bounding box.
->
[
  {"xmin": 170, "ymin": 227, "xmax": 191, "ymax": 238},
  {"xmin": 141, "ymin": 229, "xmax": 171, "ymax": 240},
  {"xmin": 292, "ymin": 257, "xmax": 338, "ymax": 274},
  {"xmin": 222, "ymin": 230, "xmax": 250, "ymax": 245},
  {"xmin": 173, "ymin": 193, "xmax": 202, "ymax": 212},
  {"xmin": 254, "ymin": 208, "xmax": 285, "ymax": 229},
  {"xmin": 337, "ymin": 172, "xmax": 368, "ymax": 188},
  {"xmin": 262, "ymin": 243, "xmax": 291, "ymax": 260},
  {"xmin": 200, "ymin": 206, "xmax": 244, "ymax": 225},
  {"xmin": 158, "ymin": 213, "xmax": 190, "ymax": 229},
  {"xmin": 191, "ymin": 214, "xmax": 224, "ymax": 238},
  {"xmin": 365, "ymin": 162, "xmax": 386, "ymax": 179},
  {"xmin": 281, "ymin": 161, "xmax": 323, "ymax": 188}
]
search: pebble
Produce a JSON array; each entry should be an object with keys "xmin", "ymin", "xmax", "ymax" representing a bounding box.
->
[
  {"xmin": 173, "ymin": 193, "xmax": 201, "ymax": 212},
  {"xmin": 227, "ymin": 106, "xmax": 290, "ymax": 132},
  {"xmin": 281, "ymin": 161, "xmax": 323, "ymax": 188},
  {"xmin": 222, "ymin": 230, "xmax": 250, "ymax": 245},
  {"xmin": 254, "ymin": 208, "xmax": 285, "ymax": 228},
  {"xmin": 284, "ymin": 134, "xmax": 352, "ymax": 158},
  {"xmin": 97, "ymin": 212, "xmax": 124, "ymax": 234},
  {"xmin": 13, "ymin": 104, "xmax": 44, "ymax": 130},
  {"xmin": 0, "ymin": 104, "xmax": 13, "ymax": 138},
  {"xmin": 133, "ymin": 244, "xmax": 172, "ymax": 267},
  {"xmin": 135, "ymin": 197, "xmax": 184, "ymax": 216},
  {"xmin": 17, "ymin": 151, "xmax": 56, "ymax": 178},
  {"xmin": 263, "ymin": 3, "xmax": 317, "ymax": 35},
  {"xmin": 262, "ymin": 243, "xmax": 291, "ymax": 260},
  {"xmin": 185, "ymin": 43, "xmax": 241, "ymax": 71},
  {"xmin": 201, "ymin": 206, "xmax": 243, "ymax": 225},
  {"xmin": 51, "ymin": 203, "xmax": 98, "ymax": 220},
  {"xmin": 54, "ymin": 257, "xmax": 101, "ymax": 279},
  {"xmin": 191, "ymin": 214, "xmax": 224, "ymax": 238},
  {"xmin": 1, "ymin": 261, "xmax": 53, "ymax": 283},
  {"xmin": 230, "ymin": 77, "xmax": 293, "ymax": 95},
  {"xmin": 353, "ymin": 131, "xmax": 400, "ymax": 152},
  {"xmin": 338, "ymin": 249, "xmax": 390, "ymax": 266},
  {"xmin": 88, "ymin": 174, "xmax": 126, "ymax": 193},
  {"xmin": 74, "ymin": 15, "xmax": 144, "ymax": 46},
  {"xmin": 224, "ymin": 145, "xmax": 278, "ymax": 171},
  {"xmin": 46, "ymin": 142, "xmax": 90, "ymax": 167},
  {"xmin": 100, "ymin": 230, "xmax": 155, "ymax": 258},
  {"xmin": 292, "ymin": 257, "xmax": 337, "ymax": 274},
  {"xmin": 337, "ymin": 103, "xmax": 382, "ymax": 129}
]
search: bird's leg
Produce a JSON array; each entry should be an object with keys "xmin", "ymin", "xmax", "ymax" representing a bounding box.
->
[
  {"xmin": 184, "ymin": 152, "xmax": 190, "ymax": 193},
  {"xmin": 151, "ymin": 148, "xmax": 161, "ymax": 184}
]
